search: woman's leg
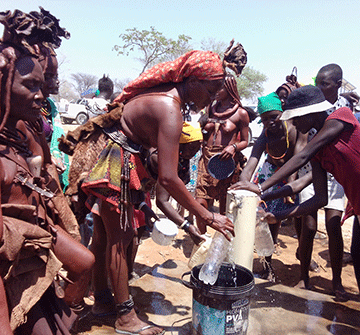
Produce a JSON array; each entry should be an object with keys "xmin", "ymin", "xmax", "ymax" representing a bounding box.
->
[
  {"xmin": 52, "ymin": 225, "xmax": 95, "ymax": 307},
  {"xmin": 127, "ymin": 226, "xmax": 146, "ymax": 280},
  {"xmin": 91, "ymin": 213, "xmax": 115, "ymax": 315},
  {"xmin": 351, "ymin": 216, "xmax": 360, "ymax": 293},
  {"xmin": 325, "ymin": 208, "xmax": 345, "ymax": 294},
  {"xmin": 0, "ymin": 277, "xmax": 12, "ymax": 335},
  {"xmin": 297, "ymin": 212, "xmax": 317, "ymax": 289},
  {"xmin": 100, "ymin": 201, "xmax": 164, "ymax": 334}
]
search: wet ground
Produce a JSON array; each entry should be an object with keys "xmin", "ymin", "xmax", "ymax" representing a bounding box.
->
[
  {"xmin": 73, "ymin": 209, "xmax": 360, "ymax": 335},
  {"xmin": 62, "ymin": 125, "xmax": 360, "ymax": 334}
]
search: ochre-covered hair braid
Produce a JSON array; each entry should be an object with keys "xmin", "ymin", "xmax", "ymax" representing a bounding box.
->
[
  {"xmin": 0, "ymin": 46, "xmax": 18, "ymax": 131},
  {"xmin": 223, "ymin": 73, "xmax": 242, "ymax": 107},
  {"xmin": 0, "ymin": 8, "xmax": 69, "ymax": 130}
]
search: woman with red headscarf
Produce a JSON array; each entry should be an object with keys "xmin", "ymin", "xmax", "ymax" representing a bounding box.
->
[{"xmin": 80, "ymin": 42, "xmax": 247, "ymax": 334}]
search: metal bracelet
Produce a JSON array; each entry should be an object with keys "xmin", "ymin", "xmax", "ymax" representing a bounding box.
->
[
  {"xmin": 232, "ymin": 143, "xmax": 237, "ymax": 151},
  {"xmin": 180, "ymin": 220, "xmax": 188, "ymax": 229},
  {"xmin": 116, "ymin": 295, "xmax": 134, "ymax": 316},
  {"xmin": 180, "ymin": 220, "xmax": 191, "ymax": 232},
  {"xmin": 137, "ymin": 201, "xmax": 147, "ymax": 211},
  {"xmin": 210, "ymin": 212, "xmax": 215, "ymax": 225},
  {"xmin": 256, "ymin": 183, "xmax": 264, "ymax": 197}
]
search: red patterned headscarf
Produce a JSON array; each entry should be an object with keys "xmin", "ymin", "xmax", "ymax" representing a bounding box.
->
[{"xmin": 115, "ymin": 50, "xmax": 224, "ymax": 103}]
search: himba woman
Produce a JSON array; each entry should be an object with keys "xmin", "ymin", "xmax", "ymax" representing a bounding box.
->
[
  {"xmin": 236, "ymin": 92, "xmax": 307, "ymax": 281},
  {"xmin": 195, "ymin": 73, "xmax": 250, "ymax": 220},
  {"xmin": 31, "ymin": 12, "xmax": 70, "ymax": 192},
  {"xmin": 69, "ymin": 40, "xmax": 247, "ymax": 334},
  {"xmin": 0, "ymin": 9, "xmax": 94, "ymax": 334}
]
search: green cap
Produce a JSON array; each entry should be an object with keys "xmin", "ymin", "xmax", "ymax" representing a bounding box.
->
[{"xmin": 257, "ymin": 92, "xmax": 282, "ymax": 115}]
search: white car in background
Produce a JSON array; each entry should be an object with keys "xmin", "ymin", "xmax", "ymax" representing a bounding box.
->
[
  {"xmin": 245, "ymin": 106, "xmax": 263, "ymax": 144},
  {"xmin": 57, "ymin": 98, "xmax": 108, "ymax": 125},
  {"xmin": 58, "ymin": 98, "xmax": 90, "ymax": 125}
]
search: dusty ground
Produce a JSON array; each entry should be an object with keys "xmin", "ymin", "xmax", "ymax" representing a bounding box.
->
[
  {"xmin": 138, "ymin": 205, "xmax": 359, "ymax": 298},
  {"xmin": 62, "ymin": 123, "xmax": 358, "ymax": 298},
  {"xmin": 61, "ymin": 124, "xmax": 359, "ymax": 334},
  {"xmin": 73, "ymin": 205, "xmax": 359, "ymax": 334}
]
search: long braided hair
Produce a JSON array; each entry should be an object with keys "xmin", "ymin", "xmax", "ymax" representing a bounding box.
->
[
  {"xmin": 223, "ymin": 73, "xmax": 242, "ymax": 107},
  {"xmin": 0, "ymin": 8, "xmax": 69, "ymax": 131}
]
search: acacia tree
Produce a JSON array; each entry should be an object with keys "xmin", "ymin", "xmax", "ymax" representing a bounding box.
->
[
  {"xmin": 236, "ymin": 66, "xmax": 267, "ymax": 102},
  {"xmin": 113, "ymin": 26, "xmax": 192, "ymax": 74},
  {"xmin": 70, "ymin": 73, "xmax": 98, "ymax": 96}
]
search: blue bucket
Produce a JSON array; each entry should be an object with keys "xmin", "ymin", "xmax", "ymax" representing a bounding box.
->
[{"xmin": 182, "ymin": 263, "xmax": 254, "ymax": 335}]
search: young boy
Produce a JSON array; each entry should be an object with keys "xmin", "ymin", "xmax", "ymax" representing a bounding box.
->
[{"xmin": 291, "ymin": 64, "xmax": 351, "ymax": 297}]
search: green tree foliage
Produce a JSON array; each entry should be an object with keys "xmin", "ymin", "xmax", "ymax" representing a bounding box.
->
[
  {"xmin": 236, "ymin": 66, "xmax": 268, "ymax": 102},
  {"xmin": 113, "ymin": 26, "xmax": 192, "ymax": 74},
  {"xmin": 114, "ymin": 30, "xmax": 267, "ymax": 101}
]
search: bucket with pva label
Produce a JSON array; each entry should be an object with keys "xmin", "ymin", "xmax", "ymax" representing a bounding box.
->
[{"xmin": 182, "ymin": 263, "xmax": 254, "ymax": 335}]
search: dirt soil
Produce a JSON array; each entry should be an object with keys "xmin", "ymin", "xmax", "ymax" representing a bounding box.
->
[
  {"xmin": 135, "ymin": 205, "xmax": 359, "ymax": 299},
  {"xmin": 62, "ymin": 123, "xmax": 358, "ymax": 298}
]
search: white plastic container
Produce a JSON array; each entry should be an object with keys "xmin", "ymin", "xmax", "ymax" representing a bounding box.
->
[
  {"xmin": 254, "ymin": 206, "xmax": 275, "ymax": 257},
  {"xmin": 188, "ymin": 233, "xmax": 212, "ymax": 269},
  {"xmin": 198, "ymin": 231, "xmax": 231, "ymax": 285},
  {"xmin": 152, "ymin": 218, "xmax": 179, "ymax": 246},
  {"xmin": 226, "ymin": 189, "xmax": 258, "ymax": 271}
]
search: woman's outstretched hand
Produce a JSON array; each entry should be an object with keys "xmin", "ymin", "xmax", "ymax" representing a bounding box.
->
[
  {"xmin": 208, "ymin": 213, "xmax": 235, "ymax": 241},
  {"xmin": 264, "ymin": 212, "xmax": 278, "ymax": 225},
  {"xmin": 229, "ymin": 181, "xmax": 260, "ymax": 195},
  {"xmin": 142, "ymin": 205, "xmax": 159, "ymax": 229},
  {"xmin": 187, "ymin": 224, "xmax": 206, "ymax": 245}
]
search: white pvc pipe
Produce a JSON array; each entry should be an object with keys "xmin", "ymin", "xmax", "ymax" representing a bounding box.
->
[{"xmin": 226, "ymin": 189, "xmax": 258, "ymax": 271}]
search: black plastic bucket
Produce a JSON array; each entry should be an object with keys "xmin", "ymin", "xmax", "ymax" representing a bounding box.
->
[{"xmin": 182, "ymin": 263, "xmax": 254, "ymax": 335}]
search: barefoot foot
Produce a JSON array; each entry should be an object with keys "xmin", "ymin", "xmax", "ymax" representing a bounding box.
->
[{"xmin": 294, "ymin": 279, "xmax": 312, "ymax": 290}]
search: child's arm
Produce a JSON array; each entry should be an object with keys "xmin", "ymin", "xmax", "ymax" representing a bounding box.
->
[
  {"xmin": 265, "ymin": 160, "xmax": 327, "ymax": 223},
  {"xmin": 262, "ymin": 172, "xmax": 313, "ymax": 203},
  {"xmin": 260, "ymin": 119, "xmax": 345, "ymax": 193},
  {"xmin": 238, "ymin": 131, "xmax": 266, "ymax": 182}
]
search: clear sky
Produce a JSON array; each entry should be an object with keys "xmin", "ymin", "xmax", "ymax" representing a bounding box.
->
[{"xmin": 3, "ymin": 0, "xmax": 360, "ymax": 101}]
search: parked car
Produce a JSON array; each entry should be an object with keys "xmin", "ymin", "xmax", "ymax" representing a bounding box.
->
[
  {"xmin": 58, "ymin": 98, "xmax": 90, "ymax": 125},
  {"xmin": 57, "ymin": 98, "xmax": 108, "ymax": 125}
]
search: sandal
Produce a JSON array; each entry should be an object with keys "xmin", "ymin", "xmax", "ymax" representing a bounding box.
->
[{"xmin": 115, "ymin": 297, "xmax": 165, "ymax": 334}]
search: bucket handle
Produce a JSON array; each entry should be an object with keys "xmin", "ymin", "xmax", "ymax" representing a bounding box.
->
[{"xmin": 181, "ymin": 271, "xmax": 194, "ymax": 289}]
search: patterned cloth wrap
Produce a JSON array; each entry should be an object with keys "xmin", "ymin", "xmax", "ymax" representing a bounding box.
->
[
  {"xmin": 187, "ymin": 150, "xmax": 201, "ymax": 193},
  {"xmin": 115, "ymin": 50, "xmax": 224, "ymax": 103},
  {"xmin": 253, "ymin": 157, "xmax": 299, "ymax": 213},
  {"xmin": 196, "ymin": 145, "xmax": 246, "ymax": 201},
  {"xmin": 81, "ymin": 138, "xmax": 151, "ymax": 217}
]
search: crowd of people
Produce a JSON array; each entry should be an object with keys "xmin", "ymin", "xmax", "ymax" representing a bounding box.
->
[{"xmin": 1, "ymin": 6, "xmax": 360, "ymax": 335}]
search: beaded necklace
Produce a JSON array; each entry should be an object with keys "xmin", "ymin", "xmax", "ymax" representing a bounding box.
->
[{"xmin": 266, "ymin": 121, "xmax": 289, "ymax": 160}]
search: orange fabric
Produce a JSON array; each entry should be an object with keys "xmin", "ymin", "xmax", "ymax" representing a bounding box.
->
[{"xmin": 115, "ymin": 50, "xmax": 224, "ymax": 103}]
